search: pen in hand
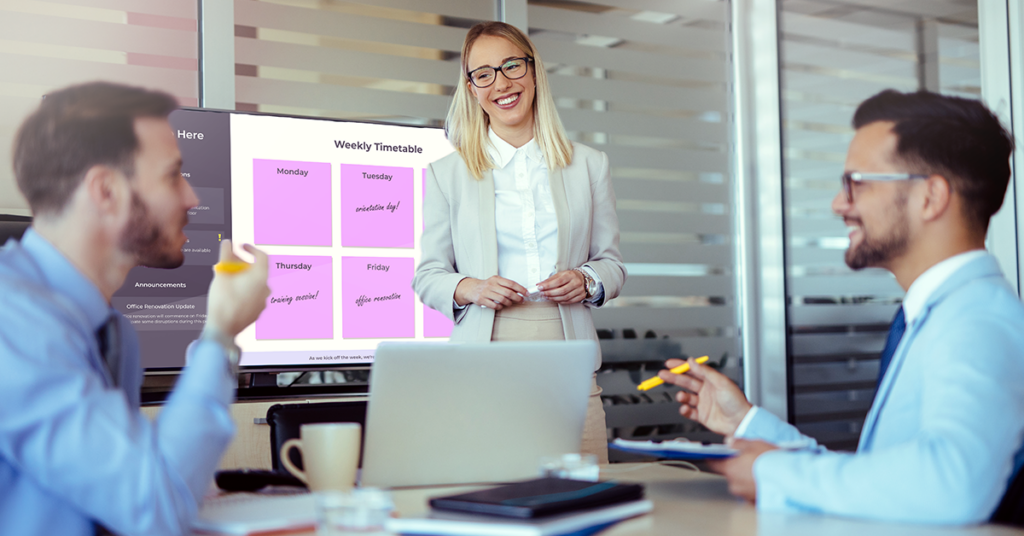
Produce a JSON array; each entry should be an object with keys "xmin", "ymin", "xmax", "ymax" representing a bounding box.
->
[
  {"xmin": 636, "ymin": 356, "xmax": 710, "ymax": 391},
  {"xmin": 213, "ymin": 261, "xmax": 250, "ymax": 274}
]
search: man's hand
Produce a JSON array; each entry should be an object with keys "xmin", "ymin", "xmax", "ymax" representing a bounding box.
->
[
  {"xmin": 454, "ymin": 276, "xmax": 527, "ymax": 310},
  {"xmin": 707, "ymin": 439, "xmax": 778, "ymax": 503},
  {"xmin": 657, "ymin": 357, "xmax": 752, "ymax": 436},
  {"xmin": 206, "ymin": 240, "xmax": 270, "ymax": 338},
  {"xmin": 538, "ymin": 270, "xmax": 586, "ymax": 304}
]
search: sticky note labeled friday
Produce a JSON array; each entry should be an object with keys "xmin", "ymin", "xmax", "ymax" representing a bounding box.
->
[{"xmin": 342, "ymin": 257, "xmax": 414, "ymax": 339}]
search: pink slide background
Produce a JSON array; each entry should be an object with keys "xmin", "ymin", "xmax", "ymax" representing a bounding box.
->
[
  {"xmin": 253, "ymin": 159, "xmax": 332, "ymax": 246},
  {"xmin": 423, "ymin": 304, "xmax": 454, "ymax": 338},
  {"xmin": 342, "ymin": 256, "xmax": 414, "ymax": 338},
  {"xmin": 256, "ymin": 255, "xmax": 333, "ymax": 340},
  {"xmin": 340, "ymin": 164, "xmax": 413, "ymax": 248}
]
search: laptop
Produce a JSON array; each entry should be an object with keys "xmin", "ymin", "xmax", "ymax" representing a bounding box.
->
[{"xmin": 360, "ymin": 340, "xmax": 596, "ymax": 488}]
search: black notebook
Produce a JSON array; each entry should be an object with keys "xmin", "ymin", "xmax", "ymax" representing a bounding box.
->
[{"xmin": 428, "ymin": 478, "xmax": 644, "ymax": 519}]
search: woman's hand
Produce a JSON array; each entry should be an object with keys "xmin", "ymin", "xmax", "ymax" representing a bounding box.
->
[
  {"xmin": 538, "ymin": 270, "xmax": 587, "ymax": 304},
  {"xmin": 454, "ymin": 276, "xmax": 527, "ymax": 310}
]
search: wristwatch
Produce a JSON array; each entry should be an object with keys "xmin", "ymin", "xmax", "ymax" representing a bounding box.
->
[
  {"xmin": 200, "ymin": 325, "xmax": 241, "ymax": 377},
  {"xmin": 574, "ymin": 268, "xmax": 597, "ymax": 301}
]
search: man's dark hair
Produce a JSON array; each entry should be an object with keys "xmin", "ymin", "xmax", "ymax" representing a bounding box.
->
[
  {"xmin": 853, "ymin": 90, "xmax": 1014, "ymax": 233},
  {"xmin": 13, "ymin": 82, "xmax": 178, "ymax": 215}
]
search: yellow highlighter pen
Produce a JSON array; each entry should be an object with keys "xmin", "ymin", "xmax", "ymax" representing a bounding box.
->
[
  {"xmin": 636, "ymin": 356, "xmax": 710, "ymax": 391},
  {"xmin": 213, "ymin": 261, "xmax": 250, "ymax": 274}
]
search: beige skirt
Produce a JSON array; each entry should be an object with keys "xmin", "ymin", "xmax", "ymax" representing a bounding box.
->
[{"xmin": 491, "ymin": 301, "xmax": 608, "ymax": 463}]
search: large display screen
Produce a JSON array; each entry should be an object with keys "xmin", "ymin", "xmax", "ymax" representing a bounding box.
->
[{"xmin": 114, "ymin": 109, "xmax": 455, "ymax": 370}]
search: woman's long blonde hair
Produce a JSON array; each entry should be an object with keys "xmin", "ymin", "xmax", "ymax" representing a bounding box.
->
[{"xmin": 445, "ymin": 22, "xmax": 573, "ymax": 180}]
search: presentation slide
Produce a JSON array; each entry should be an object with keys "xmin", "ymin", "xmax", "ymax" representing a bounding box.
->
[
  {"xmin": 230, "ymin": 113, "xmax": 455, "ymax": 367},
  {"xmin": 112, "ymin": 109, "xmax": 456, "ymax": 370}
]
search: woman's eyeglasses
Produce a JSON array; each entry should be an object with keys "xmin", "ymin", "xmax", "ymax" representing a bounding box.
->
[
  {"xmin": 841, "ymin": 172, "xmax": 929, "ymax": 202},
  {"xmin": 467, "ymin": 57, "xmax": 532, "ymax": 88}
]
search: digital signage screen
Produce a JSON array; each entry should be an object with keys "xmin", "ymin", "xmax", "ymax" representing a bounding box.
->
[{"xmin": 115, "ymin": 109, "xmax": 455, "ymax": 370}]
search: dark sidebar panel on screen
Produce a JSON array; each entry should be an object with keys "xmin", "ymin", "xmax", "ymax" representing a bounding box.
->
[{"xmin": 112, "ymin": 109, "xmax": 232, "ymax": 369}]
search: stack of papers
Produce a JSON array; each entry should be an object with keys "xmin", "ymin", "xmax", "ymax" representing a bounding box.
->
[
  {"xmin": 610, "ymin": 439, "xmax": 737, "ymax": 460},
  {"xmin": 192, "ymin": 492, "xmax": 315, "ymax": 535}
]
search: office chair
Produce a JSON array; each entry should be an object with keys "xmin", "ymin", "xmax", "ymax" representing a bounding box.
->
[
  {"xmin": 993, "ymin": 467, "xmax": 1024, "ymax": 526},
  {"xmin": 0, "ymin": 214, "xmax": 31, "ymax": 244},
  {"xmin": 266, "ymin": 400, "xmax": 367, "ymax": 472}
]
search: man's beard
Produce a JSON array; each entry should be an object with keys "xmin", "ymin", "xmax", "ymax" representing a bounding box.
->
[
  {"xmin": 845, "ymin": 192, "xmax": 909, "ymax": 270},
  {"xmin": 119, "ymin": 191, "xmax": 186, "ymax": 269}
]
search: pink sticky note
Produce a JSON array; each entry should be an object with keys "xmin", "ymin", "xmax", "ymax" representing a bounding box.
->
[
  {"xmin": 423, "ymin": 304, "xmax": 454, "ymax": 338},
  {"xmin": 340, "ymin": 164, "xmax": 414, "ymax": 248},
  {"xmin": 256, "ymin": 255, "xmax": 333, "ymax": 340},
  {"xmin": 253, "ymin": 159, "xmax": 332, "ymax": 246},
  {"xmin": 342, "ymin": 257, "xmax": 414, "ymax": 338}
]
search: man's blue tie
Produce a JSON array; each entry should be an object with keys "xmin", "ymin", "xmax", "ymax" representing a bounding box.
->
[
  {"xmin": 877, "ymin": 306, "xmax": 906, "ymax": 390},
  {"xmin": 97, "ymin": 315, "xmax": 121, "ymax": 388}
]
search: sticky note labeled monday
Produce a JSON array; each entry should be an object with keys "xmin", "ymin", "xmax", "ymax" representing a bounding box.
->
[
  {"xmin": 253, "ymin": 159, "xmax": 332, "ymax": 246},
  {"xmin": 257, "ymin": 255, "xmax": 333, "ymax": 340}
]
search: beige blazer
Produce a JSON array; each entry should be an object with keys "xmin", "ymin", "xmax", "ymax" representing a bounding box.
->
[{"xmin": 413, "ymin": 142, "xmax": 626, "ymax": 367}]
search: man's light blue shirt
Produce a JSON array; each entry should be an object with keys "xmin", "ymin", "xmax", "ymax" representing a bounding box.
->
[
  {"xmin": 736, "ymin": 253, "xmax": 1024, "ymax": 524},
  {"xmin": 0, "ymin": 229, "xmax": 236, "ymax": 535}
]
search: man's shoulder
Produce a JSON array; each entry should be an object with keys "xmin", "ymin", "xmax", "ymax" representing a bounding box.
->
[
  {"xmin": 0, "ymin": 240, "xmax": 45, "ymax": 290},
  {"xmin": 938, "ymin": 271, "xmax": 1024, "ymax": 320},
  {"xmin": 919, "ymin": 272, "xmax": 1024, "ymax": 354},
  {"xmin": 0, "ymin": 242, "xmax": 81, "ymax": 325}
]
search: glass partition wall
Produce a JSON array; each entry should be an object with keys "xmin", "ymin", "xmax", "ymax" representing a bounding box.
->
[
  {"xmin": 233, "ymin": 0, "xmax": 494, "ymax": 125},
  {"xmin": 780, "ymin": 0, "xmax": 980, "ymax": 450},
  {"xmin": 0, "ymin": 1, "xmax": 200, "ymax": 214},
  {"xmin": 524, "ymin": 0, "xmax": 739, "ymax": 444}
]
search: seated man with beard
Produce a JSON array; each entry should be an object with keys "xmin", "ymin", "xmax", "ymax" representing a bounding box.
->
[
  {"xmin": 659, "ymin": 90, "xmax": 1024, "ymax": 524},
  {"xmin": 0, "ymin": 82, "xmax": 270, "ymax": 535}
]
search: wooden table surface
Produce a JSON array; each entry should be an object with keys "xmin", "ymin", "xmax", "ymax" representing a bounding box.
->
[{"xmin": 209, "ymin": 463, "xmax": 1024, "ymax": 535}]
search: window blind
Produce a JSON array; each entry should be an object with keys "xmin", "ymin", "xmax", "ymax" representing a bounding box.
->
[
  {"xmin": 780, "ymin": 0, "xmax": 979, "ymax": 450},
  {"xmin": 529, "ymin": 0, "xmax": 736, "ymax": 353},
  {"xmin": 233, "ymin": 0, "xmax": 494, "ymax": 125},
  {"xmin": 526, "ymin": 0, "xmax": 736, "ymax": 444},
  {"xmin": 0, "ymin": 0, "xmax": 199, "ymax": 213}
]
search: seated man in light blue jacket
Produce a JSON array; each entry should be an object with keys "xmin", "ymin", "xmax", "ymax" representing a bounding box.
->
[
  {"xmin": 660, "ymin": 90, "xmax": 1024, "ymax": 524},
  {"xmin": 0, "ymin": 82, "xmax": 271, "ymax": 535}
]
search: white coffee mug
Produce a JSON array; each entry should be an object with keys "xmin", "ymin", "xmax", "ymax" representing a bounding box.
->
[{"xmin": 280, "ymin": 422, "xmax": 361, "ymax": 492}]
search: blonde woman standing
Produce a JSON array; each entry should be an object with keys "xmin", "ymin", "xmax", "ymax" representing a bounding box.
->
[{"xmin": 413, "ymin": 22, "xmax": 626, "ymax": 462}]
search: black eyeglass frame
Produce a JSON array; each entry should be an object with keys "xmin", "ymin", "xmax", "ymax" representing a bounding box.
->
[
  {"xmin": 466, "ymin": 57, "xmax": 534, "ymax": 88},
  {"xmin": 840, "ymin": 171, "xmax": 930, "ymax": 203}
]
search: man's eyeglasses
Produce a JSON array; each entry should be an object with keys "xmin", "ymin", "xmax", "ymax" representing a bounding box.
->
[
  {"xmin": 467, "ymin": 57, "xmax": 533, "ymax": 88},
  {"xmin": 840, "ymin": 172, "xmax": 929, "ymax": 203}
]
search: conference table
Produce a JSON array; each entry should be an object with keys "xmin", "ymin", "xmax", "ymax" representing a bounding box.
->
[{"xmin": 218, "ymin": 463, "xmax": 1024, "ymax": 535}]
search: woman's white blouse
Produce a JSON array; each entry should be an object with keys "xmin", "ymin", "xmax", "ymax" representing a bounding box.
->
[
  {"xmin": 481, "ymin": 128, "xmax": 603, "ymax": 302},
  {"xmin": 487, "ymin": 128, "xmax": 560, "ymax": 289}
]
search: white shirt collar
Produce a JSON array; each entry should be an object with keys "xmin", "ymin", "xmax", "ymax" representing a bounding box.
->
[
  {"xmin": 902, "ymin": 249, "xmax": 988, "ymax": 325},
  {"xmin": 487, "ymin": 127, "xmax": 543, "ymax": 170}
]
